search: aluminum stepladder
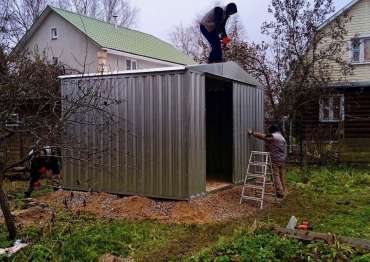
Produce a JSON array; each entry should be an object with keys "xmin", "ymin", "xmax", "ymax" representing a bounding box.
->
[{"xmin": 240, "ymin": 151, "xmax": 277, "ymax": 209}]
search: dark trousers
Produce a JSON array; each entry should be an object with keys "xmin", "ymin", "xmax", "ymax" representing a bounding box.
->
[
  {"xmin": 25, "ymin": 170, "xmax": 41, "ymax": 198},
  {"xmin": 200, "ymin": 25, "xmax": 222, "ymax": 63}
]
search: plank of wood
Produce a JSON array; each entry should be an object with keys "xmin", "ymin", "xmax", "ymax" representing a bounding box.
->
[{"xmin": 274, "ymin": 227, "xmax": 370, "ymax": 251}]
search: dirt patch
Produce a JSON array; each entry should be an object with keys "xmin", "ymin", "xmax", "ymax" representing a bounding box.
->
[
  {"xmin": 36, "ymin": 186, "xmax": 261, "ymax": 224},
  {"xmin": 0, "ymin": 199, "xmax": 53, "ymax": 228},
  {"xmin": 12, "ymin": 207, "xmax": 52, "ymax": 227}
]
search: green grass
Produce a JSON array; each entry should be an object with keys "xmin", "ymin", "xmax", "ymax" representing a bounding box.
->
[
  {"xmin": 265, "ymin": 166, "xmax": 370, "ymax": 239},
  {"xmin": 1, "ymin": 212, "xmax": 188, "ymax": 262},
  {"xmin": 187, "ymin": 228, "xmax": 370, "ymax": 262},
  {"xmin": 4, "ymin": 179, "xmax": 55, "ymax": 209},
  {"xmin": 1, "ymin": 167, "xmax": 370, "ymax": 261},
  {"xmin": 188, "ymin": 166, "xmax": 370, "ymax": 261}
]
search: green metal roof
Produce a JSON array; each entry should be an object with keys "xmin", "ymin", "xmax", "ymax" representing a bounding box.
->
[{"xmin": 51, "ymin": 7, "xmax": 194, "ymax": 65}]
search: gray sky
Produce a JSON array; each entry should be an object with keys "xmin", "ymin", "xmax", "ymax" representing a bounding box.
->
[{"xmin": 134, "ymin": 0, "xmax": 352, "ymax": 42}]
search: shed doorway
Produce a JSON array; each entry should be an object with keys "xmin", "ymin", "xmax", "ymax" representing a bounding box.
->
[{"xmin": 205, "ymin": 76, "xmax": 233, "ymax": 192}]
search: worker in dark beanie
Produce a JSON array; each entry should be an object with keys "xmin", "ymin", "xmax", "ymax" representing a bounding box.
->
[
  {"xmin": 248, "ymin": 125, "xmax": 287, "ymax": 198},
  {"xmin": 24, "ymin": 147, "xmax": 61, "ymax": 198},
  {"xmin": 200, "ymin": 3, "xmax": 238, "ymax": 63}
]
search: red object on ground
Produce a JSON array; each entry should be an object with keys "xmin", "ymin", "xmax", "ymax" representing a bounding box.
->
[
  {"xmin": 33, "ymin": 181, "xmax": 41, "ymax": 190},
  {"xmin": 38, "ymin": 166, "xmax": 48, "ymax": 174},
  {"xmin": 297, "ymin": 220, "xmax": 312, "ymax": 231},
  {"xmin": 222, "ymin": 37, "xmax": 230, "ymax": 45}
]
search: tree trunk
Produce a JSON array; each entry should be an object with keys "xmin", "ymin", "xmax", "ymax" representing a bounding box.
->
[{"xmin": 0, "ymin": 179, "xmax": 16, "ymax": 240}]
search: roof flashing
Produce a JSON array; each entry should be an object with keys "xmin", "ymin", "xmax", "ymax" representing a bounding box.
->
[{"xmin": 59, "ymin": 62, "xmax": 261, "ymax": 87}]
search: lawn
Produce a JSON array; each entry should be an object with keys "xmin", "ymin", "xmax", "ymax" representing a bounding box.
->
[
  {"xmin": 188, "ymin": 166, "xmax": 370, "ymax": 261},
  {"xmin": 1, "ymin": 166, "xmax": 369, "ymax": 261}
]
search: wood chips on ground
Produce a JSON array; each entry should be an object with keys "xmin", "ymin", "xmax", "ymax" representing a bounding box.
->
[{"xmin": 33, "ymin": 186, "xmax": 259, "ymax": 224}]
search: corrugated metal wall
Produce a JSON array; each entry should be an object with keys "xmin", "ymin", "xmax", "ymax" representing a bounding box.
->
[
  {"xmin": 61, "ymin": 69, "xmax": 263, "ymax": 199},
  {"xmin": 233, "ymin": 82, "xmax": 264, "ymax": 183},
  {"xmin": 186, "ymin": 71, "xmax": 206, "ymax": 197},
  {"xmin": 62, "ymin": 71, "xmax": 203, "ymax": 200}
]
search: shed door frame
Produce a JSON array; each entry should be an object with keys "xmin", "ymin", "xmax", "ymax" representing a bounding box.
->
[{"xmin": 205, "ymin": 74, "xmax": 234, "ymax": 186}]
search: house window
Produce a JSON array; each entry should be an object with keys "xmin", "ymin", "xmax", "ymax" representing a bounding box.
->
[
  {"xmin": 350, "ymin": 37, "xmax": 370, "ymax": 63},
  {"xmin": 51, "ymin": 27, "xmax": 58, "ymax": 40},
  {"xmin": 365, "ymin": 39, "xmax": 370, "ymax": 62},
  {"xmin": 5, "ymin": 113, "xmax": 21, "ymax": 127},
  {"xmin": 126, "ymin": 59, "xmax": 137, "ymax": 70},
  {"xmin": 52, "ymin": 57, "xmax": 58, "ymax": 65},
  {"xmin": 319, "ymin": 95, "xmax": 345, "ymax": 122}
]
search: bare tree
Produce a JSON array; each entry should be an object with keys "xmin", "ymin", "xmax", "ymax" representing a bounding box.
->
[
  {"xmin": 1, "ymin": 0, "xmax": 70, "ymax": 47},
  {"xmin": 0, "ymin": 47, "xmax": 122, "ymax": 239},
  {"xmin": 169, "ymin": 23, "xmax": 207, "ymax": 62},
  {"xmin": 70, "ymin": 0, "xmax": 98, "ymax": 17},
  {"xmin": 10, "ymin": 0, "xmax": 47, "ymax": 39},
  {"xmin": 102, "ymin": 0, "xmax": 138, "ymax": 27},
  {"xmin": 249, "ymin": 0, "xmax": 352, "ymax": 119},
  {"xmin": 1, "ymin": 0, "xmax": 139, "ymax": 50}
]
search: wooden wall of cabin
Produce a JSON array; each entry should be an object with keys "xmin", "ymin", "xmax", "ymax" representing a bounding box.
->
[
  {"xmin": 340, "ymin": 87, "xmax": 370, "ymax": 163},
  {"xmin": 300, "ymin": 87, "xmax": 370, "ymax": 163}
]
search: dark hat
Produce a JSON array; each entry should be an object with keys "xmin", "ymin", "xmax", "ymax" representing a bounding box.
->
[
  {"xmin": 268, "ymin": 125, "xmax": 280, "ymax": 134},
  {"xmin": 226, "ymin": 3, "xmax": 237, "ymax": 15}
]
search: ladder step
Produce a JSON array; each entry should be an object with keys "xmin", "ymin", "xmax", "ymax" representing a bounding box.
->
[
  {"xmin": 250, "ymin": 151, "xmax": 270, "ymax": 155},
  {"xmin": 241, "ymin": 196, "xmax": 263, "ymax": 201},
  {"xmin": 242, "ymin": 184, "xmax": 264, "ymax": 190},
  {"xmin": 249, "ymin": 162, "xmax": 269, "ymax": 166},
  {"xmin": 246, "ymin": 173, "xmax": 267, "ymax": 178}
]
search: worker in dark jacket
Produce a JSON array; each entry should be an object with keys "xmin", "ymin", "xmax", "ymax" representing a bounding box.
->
[
  {"xmin": 200, "ymin": 3, "xmax": 238, "ymax": 63},
  {"xmin": 24, "ymin": 147, "xmax": 61, "ymax": 198}
]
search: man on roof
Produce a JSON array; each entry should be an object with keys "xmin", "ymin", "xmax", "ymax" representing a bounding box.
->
[{"xmin": 200, "ymin": 3, "xmax": 238, "ymax": 64}]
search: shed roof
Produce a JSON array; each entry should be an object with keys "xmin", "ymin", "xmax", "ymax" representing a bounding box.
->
[
  {"xmin": 59, "ymin": 61, "xmax": 260, "ymax": 87},
  {"xmin": 188, "ymin": 62, "xmax": 260, "ymax": 86}
]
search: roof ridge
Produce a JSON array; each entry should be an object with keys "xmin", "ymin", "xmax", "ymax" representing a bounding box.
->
[
  {"xmin": 49, "ymin": 5, "xmax": 171, "ymax": 42},
  {"xmin": 318, "ymin": 0, "xmax": 362, "ymax": 30}
]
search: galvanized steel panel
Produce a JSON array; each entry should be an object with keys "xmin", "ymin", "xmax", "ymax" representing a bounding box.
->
[
  {"xmin": 186, "ymin": 71, "xmax": 206, "ymax": 197},
  {"xmin": 61, "ymin": 63, "xmax": 262, "ymax": 200},
  {"xmin": 62, "ymin": 71, "xmax": 195, "ymax": 199},
  {"xmin": 233, "ymin": 83, "xmax": 264, "ymax": 183}
]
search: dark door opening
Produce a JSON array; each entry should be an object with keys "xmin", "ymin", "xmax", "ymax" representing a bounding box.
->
[{"xmin": 205, "ymin": 76, "xmax": 233, "ymax": 192}]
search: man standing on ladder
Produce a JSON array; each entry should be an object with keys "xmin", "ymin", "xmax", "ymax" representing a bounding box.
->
[
  {"xmin": 200, "ymin": 3, "xmax": 238, "ymax": 63},
  {"xmin": 248, "ymin": 125, "xmax": 287, "ymax": 198}
]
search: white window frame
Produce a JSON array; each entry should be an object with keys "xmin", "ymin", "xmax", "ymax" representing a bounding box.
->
[
  {"xmin": 126, "ymin": 59, "xmax": 137, "ymax": 70},
  {"xmin": 51, "ymin": 27, "xmax": 58, "ymax": 40},
  {"xmin": 319, "ymin": 94, "xmax": 345, "ymax": 123},
  {"xmin": 349, "ymin": 36, "xmax": 370, "ymax": 64},
  {"xmin": 5, "ymin": 113, "xmax": 21, "ymax": 127},
  {"xmin": 52, "ymin": 57, "xmax": 58, "ymax": 65}
]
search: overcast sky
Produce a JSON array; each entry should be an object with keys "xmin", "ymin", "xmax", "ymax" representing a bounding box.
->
[{"xmin": 134, "ymin": 0, "xmax": 352, "ymax": 43}]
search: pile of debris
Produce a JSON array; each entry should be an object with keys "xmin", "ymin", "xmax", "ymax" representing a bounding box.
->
[{"xmin": 37, "ymin": 186, "xmax": 260, "ymax": 224}]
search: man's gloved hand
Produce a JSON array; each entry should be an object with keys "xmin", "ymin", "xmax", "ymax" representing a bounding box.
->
[
  {"xmin": 222, "ymin": 37, "xmax": 230, "ymax": 45},
  {"xmin": 248, "ymin": 129, "xmax": 254, "ymax": 136}
]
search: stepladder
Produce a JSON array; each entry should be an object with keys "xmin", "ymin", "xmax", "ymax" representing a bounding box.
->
[{"xmin": 240, "ymin": 151, "xmax": 277, "ymax": 209}]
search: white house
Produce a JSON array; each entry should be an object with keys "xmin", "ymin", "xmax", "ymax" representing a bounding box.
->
[{"xmin": 13, "ymin": 6, "xmax": 195, "ymax": 74}]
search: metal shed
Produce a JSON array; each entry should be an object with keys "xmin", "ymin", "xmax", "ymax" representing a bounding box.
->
[{"xmin": 60, "ymin": 62, "xmax": 264, "ymax": 200}]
